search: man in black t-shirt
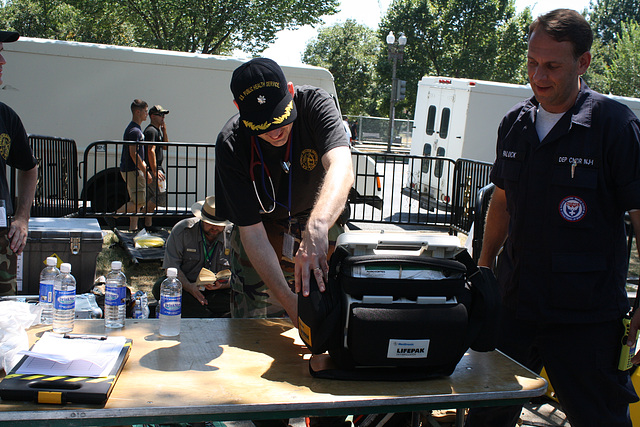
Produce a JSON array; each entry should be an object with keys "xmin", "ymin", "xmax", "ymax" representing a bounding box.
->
[
  {"xmin": 215, "ymin": 58, "xmax": 354, "ymax": 325},
  {"xmin": 143, "ymin": 104, "xmax": 169, "ymax": 228},
  {"xmin": 0, "ymin": 30, "xmax": 38, "ymax": 295}
]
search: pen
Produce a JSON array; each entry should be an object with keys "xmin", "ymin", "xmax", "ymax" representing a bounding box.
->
[{"xmin": 62, "ymin": 334, "xmax": 107, "ymax": 340}]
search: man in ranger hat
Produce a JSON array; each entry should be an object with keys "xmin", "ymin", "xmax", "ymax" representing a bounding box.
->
[
  {"xmin": 0, "ymin": 30, "xmax": 38, "ymax": 296},
  {"xmin": 153, "ymin": 196, "xmax": 232, "ymax": 318},
  {"xmin": 215, "ymin": 58, "xmax": 354, "ymax": 326}
]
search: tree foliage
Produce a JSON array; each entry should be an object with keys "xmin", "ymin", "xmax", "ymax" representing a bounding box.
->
[
  {"xmin": 605, "ymin": 21, "xmax": 640, "ymax": 97},
  {"xmin": 377, "ymin": 0, "xmax": 530, "ymax": 117},
  {"xmin": 302, "ymin": 19, "xmax": 382, "ymax": 116},
  {"xmin": 589, "ymin": 0, "xmax": 640, "ymax": 44},
  {"xmin": 0, "ymin": 0, "xmax": 339, "ymax": 55}
]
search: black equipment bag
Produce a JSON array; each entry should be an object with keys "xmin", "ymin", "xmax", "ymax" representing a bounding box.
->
[{"xmin": 298, "ymin": 232, "xmax": 499, "ymax": 381}]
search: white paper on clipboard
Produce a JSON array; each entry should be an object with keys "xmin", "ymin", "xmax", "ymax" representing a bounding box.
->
[{"xmin": 16, "ymin": 332, "xmax": 126, "ymax": 377}]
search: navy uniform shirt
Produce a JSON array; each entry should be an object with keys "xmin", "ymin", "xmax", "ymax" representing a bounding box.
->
[{"xmin": 491, "ymin": 79, "xmax": 640, "ymax": 323}]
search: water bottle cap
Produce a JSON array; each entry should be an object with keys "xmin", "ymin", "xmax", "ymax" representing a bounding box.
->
[
  {"xmin": 167, "ymin": 267, "xmax": 178, "ymax": 278},
  {"xmin": 46, "ymin": 257, "xmax": 57, "ymax": 266},
  {"xmin": 111, "ymin": 261, "xmax": 122, "ymax": 270},
  {"xmin": 60, "ymin": 263, "xmax": 71, "ymax": 273}
]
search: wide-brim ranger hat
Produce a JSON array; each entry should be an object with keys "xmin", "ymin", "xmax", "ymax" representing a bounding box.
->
[
  {"xmin": 0, "ymin": 31, "xmax": 19, "ymax": 43},
  {"xmin": 191, "ymin": 196, "xmax": 231, "ymax": 226},
  {"xmin": 231, "ymin": 58, "xmax": 297, "ymax": 136}
]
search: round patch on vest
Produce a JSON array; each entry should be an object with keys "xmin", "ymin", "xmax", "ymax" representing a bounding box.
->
[
  {"xmin": 300, "ymin": 149, "xmax": 318, "ymax": 171},
  {"xmin": 559, "ymin": 196, "xmax": 586, "ymax": 222}
]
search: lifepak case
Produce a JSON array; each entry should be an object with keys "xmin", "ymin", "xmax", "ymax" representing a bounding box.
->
[{"xmin": 298, "ymin": 231, "xmax": 499, "ymax": 380}]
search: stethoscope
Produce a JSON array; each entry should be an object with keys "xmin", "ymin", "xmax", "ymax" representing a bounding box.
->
[{"xmin": 249, "ymin": 132, "xmax": 293, "ymax": 215}]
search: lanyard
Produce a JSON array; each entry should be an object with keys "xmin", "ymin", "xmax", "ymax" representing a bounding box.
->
[
  {"xmin": 249, "ymin": 132, "xmax": 293, "ymax": 217},
  {"xmin": 200, "ymin": 224, "xmax": 219, "ymax": 267}
]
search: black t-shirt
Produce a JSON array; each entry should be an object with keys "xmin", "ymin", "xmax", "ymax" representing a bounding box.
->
[
  {"xmin": 0, "ymin": 102, "xmax": 36, "ymax": 215},
  {"xmin": 119, "ymin": 121, "xmax": 144, "ymax": 172},
  {"xmin": 143, "ymin": 124, "xmax": 164, "ymax": 167},
  {"xmin": 215, "ymin": 86, "xmax": 349, "ymax": 226}
]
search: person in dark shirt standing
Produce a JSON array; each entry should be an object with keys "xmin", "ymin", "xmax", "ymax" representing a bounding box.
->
[
  {"xmin": 0, "ymin": 30, "xmax": 38, "ymax": 296},
  {"xmin": 143, "ymin": 104, "xmax": 169, "ymax": 229},
  {"xmin": 116, "ymin": 99, "xmax": 150, "ymax": 231},
  {"xmin": 465, "ymin": 9, "xmax": 640, "ymax": 427}
]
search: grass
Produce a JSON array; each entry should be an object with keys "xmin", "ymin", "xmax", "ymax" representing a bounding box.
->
[{"xmin": 96, "ymin": 229, "xmax": 164, "ymax": 301}]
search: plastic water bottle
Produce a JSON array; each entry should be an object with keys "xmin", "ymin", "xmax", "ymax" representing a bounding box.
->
[
  {"xmin": 159, "ymin": 268, "xmax": 182, "ymax": 337},
  {"xmin": 53, "ymin": 263, "xmax": 76, "ymax": 333},
  {"xmin": 105, "ymin": 261, "xmax": 127, "ymax": 328},
  {"xmin": 133, "ymin": 290, "xmax": 149, "ymax": 319},
  {"xmin": 39, "ymin": 257, "xmax": 59, "ymax": 325}
]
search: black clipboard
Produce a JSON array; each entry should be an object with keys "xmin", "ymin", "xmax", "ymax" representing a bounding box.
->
[{"xmin": 0, "ymin": 337, "xmax": 132, "ymax": 405}]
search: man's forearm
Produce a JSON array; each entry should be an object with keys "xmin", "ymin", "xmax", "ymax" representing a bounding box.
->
[
  {"xmin": 13, "ymin": 166, "xmax": 38, "ymax": 222},
  {"xmin": 307, "ymin": 146, "xmax": 354, "ymax": 230},
  {"xmin": 240, "ymin": 223, "xmax": 297, "ymax": 323},
  {"xmin": 478, "ymin": 187, "xmax": 509, "ymax": 268}
]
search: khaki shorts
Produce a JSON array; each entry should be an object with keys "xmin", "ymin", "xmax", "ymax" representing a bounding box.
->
[{"xmin": 121, "ymin": 170, "xmax": 146, "ymax": 206}]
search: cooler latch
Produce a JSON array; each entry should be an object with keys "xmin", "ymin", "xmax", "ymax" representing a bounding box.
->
[{"xmin": 70, "ymin": 237, "xmax": 81, "ymax": 255}]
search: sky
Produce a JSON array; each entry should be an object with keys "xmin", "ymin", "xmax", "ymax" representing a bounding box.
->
[{"xmin": 257, "ymin": 0, "xmax": 592, "ymax": 66}]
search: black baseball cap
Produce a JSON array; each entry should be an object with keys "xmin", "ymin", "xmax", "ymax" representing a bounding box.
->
[
  {"xmin": 0, "ymin": 31, "xmax": 19, "ymax": 43},
  {"xmin": 230, "ymin": 58, "xmax": 297, "ymax": 136}
]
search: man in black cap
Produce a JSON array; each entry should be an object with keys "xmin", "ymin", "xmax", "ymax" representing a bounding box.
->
[
  {"xmin": 215, "ymin": 58, "xmax": 354, "ymax": 326},
  {"xmin": 0, "ymin": 30, "xmax": 38, "ymax": 296},
  {"xmin": 143, "ymin": 104, "xmax": 169, "ymax": 228}
]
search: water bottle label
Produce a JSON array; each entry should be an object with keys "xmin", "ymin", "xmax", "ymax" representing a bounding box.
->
[
  {"xmin": 39, "ymin": 282, "xmax": 53, "ymax": 304},
  {"xmin": 54, "ymin": 289, "xmax": 75, "ymax": 310},
  {"xmin": 105, "ymin": 285, "xmax": 127, "ymax": 307},
  {"xmin": 160, "ymin": 295, "xmax": 182, "ymax": 316}
]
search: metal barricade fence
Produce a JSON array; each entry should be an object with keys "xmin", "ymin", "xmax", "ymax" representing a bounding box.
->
[
  {"xmin": 348, "ymin": 151, "xmax": 493, "ymax": 234},
  {"xmin": 10, "ymin": 138, "xmax": 493, "ymax": 232},
  {"xmin": 9, "ymin": 135, "xmax": 79, "ymax": 217},
  {"xmin": 80, "ymin": 140, "xmax": 215, "ymax": 224}
]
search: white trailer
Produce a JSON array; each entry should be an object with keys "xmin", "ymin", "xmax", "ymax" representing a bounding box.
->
[
  {"xmin": 405, "ymin": 75, "xmax": 640, "ymax": 208},
  {"xmin": 2, "ymin": 37, "xmax": 381, "ymax": 210}
]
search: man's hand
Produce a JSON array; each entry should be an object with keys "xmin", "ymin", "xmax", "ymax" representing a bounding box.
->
[
  {"xmin": 204, "ymin": 279, "xmax": 230, "ymax": 291},
  {"xmin": 8, "ymin": 216, "xmax": 28, "ymax": 254},
  {"xmin": 295, "ymin": 220, "xmax": 329, "ymax": 297},
  {"xmin": 183, "ymin": 280, "xmax": 207, "ymax": 306}
]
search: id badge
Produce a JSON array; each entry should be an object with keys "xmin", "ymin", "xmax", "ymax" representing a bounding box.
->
[
  {"xmin": 0, "ymin": 200, "xmax": 6, "ymax": 228},
  {"xmin": 283, "ymin": 232, "xmax": 296, "ymax": 262}
]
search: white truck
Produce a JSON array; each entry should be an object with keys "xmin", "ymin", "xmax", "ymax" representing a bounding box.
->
[
  {"xmin": 2, "ymin": 37, "xmax": 381, "ymax": 212},
  {"xmin": 405, "ymin": 76, "xmax": 640, "ymax": 208}
]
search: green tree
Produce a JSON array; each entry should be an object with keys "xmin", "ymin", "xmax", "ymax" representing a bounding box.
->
[
  {"xmin": 0, "ymin": 0, "xmax": 339, "ymax": 55},
  {"xmin": 606, "ymin": 21, "xmax": 640, "ymax": 97},
  {"xmin": 589, "ymin": 0, "xmax": 640, "ymax": 44},
  {"xmin": 378, "ymin": 0, "xmax": 530, "ymax": 117},
  {"xmin": 302, "ymin": 19, "xmax": 382, "ymax": 116}
]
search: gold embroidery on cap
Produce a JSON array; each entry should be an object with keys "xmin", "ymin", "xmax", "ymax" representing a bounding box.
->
[{"xmin": 242, "ymin": 100, "xmax": 294, "ymax": 131}]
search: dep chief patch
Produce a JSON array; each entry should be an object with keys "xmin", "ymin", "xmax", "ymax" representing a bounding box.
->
[{"xmin": 559, "ymin": 196, "xmax": 586, "ymax": 222}]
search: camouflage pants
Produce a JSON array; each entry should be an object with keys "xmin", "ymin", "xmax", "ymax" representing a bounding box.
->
[
  {"xmin": 229, "ymin": 218, "xmax": 343, "ymax": 319},
  {"xmin": 0, "ymin": 228, "xmax": 17, "ymax": 296}
]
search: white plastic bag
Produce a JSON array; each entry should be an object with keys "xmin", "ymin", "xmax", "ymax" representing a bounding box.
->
[{"xmin": 0, "ymin": 301, "xmax": 42, "ymax": 373}]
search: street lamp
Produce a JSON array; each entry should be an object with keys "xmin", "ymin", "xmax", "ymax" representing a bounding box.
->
[{"xmin": 386, "ymin": 31, "xmax": 407, "ymax": 152}]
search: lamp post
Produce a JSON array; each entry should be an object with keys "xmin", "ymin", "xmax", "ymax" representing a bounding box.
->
[{"xmin": 386, "ymin": 31, "xmax": 407, "ymax": 153}]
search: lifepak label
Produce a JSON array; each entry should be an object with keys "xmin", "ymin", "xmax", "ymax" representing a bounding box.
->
[{"xmin": 387, "ymin": 339, "xmax": 430, "ymax": 359}]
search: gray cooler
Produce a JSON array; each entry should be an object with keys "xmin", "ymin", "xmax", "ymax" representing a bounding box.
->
[{"xmin": 18, "ymin": 218, "xmax": 102, "ymax": 294}]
